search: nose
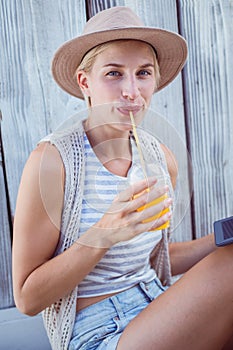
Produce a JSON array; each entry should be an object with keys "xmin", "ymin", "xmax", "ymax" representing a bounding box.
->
[{"xmin": 122, "ymin": 76, "xmax": 140, "ymax": 101}]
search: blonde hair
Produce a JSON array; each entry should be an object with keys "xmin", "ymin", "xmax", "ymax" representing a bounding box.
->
[{"xmin": 76, "ymin": 40, "xmax": 161, "ymax": 104}]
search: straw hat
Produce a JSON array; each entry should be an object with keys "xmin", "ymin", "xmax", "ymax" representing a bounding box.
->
[{"xmin": 52, "ymin": 6, "xmax": 188, "ymax": 99}]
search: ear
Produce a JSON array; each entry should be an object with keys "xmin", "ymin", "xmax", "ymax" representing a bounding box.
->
[{"xmin": 76, "ymin": 71, "xmax": 90, "ymax": 97}]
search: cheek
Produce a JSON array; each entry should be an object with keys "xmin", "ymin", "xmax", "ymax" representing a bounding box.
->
[
  {"xmin": 141, "ymin": 82, "xmax": 155, "ymax": 99},
  {"xmin": 92, "ymin": 81, "xmax": 119, "ymax": 102},
  {"xmin": 149, "ymin": 78, "xmax": 157, "ymax": 92}
]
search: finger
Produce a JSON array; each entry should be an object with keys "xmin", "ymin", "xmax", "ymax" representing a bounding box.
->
[
  {"xmin": 130, "ymin": 193, "xmax": 171, "ymax": 223},
  {"xmin": 117, "ymin": 176, "xmax": 158, "ymax": 202},
  {"xmin": 117, "ymin": 184, "xmax": 169, "ymax": 218},
  {"xmin": 130, "ymin": 185, "xmax": 169, "ymax": 212},
  {"xmin": 147, "ymin": 210, "xmax": 172, "ymax": 231},
  {"xmin": 139, "ymin": 196, "xmax": 172, "ymax": 223},
  {"xmin": 135, "ymin": 186, "xmax": 169, "ymax": 208},
  {"xmin": 137, "ymin": 210, "xmax": 172, "ymax": 233}
]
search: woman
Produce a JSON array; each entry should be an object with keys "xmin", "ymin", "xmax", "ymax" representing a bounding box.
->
[{"xmin": 12, "ymin": 6, "xmax": 233, "ymax": 350}]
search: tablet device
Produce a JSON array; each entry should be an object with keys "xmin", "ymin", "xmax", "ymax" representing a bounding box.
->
[{"xmin": 214, "ymin": 216, "xmax": 233, "ymax": 247}]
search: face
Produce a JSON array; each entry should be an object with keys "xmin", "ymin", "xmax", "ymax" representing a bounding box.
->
[{"xmin": 78, "ymin": 40, "xmax": 157, "ymax": 131}]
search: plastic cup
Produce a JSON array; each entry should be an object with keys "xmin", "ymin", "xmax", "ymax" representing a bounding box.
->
[{"xmin": 129, "ymin": 163, "xmax": 170, "ymax": 231}]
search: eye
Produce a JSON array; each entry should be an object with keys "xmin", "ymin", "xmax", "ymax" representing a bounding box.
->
[
  {"xmin": 106, "ymin": 71, "xmax": 121, "ymax": 77},
  {"xmin": 138, "ymin": 69, "xmax": 152, "ymax": 76}
]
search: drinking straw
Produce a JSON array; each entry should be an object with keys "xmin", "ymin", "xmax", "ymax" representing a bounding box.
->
[
  {"xmin": 129, "ymin": 112, "xmax": 170, "ymax": 230},
  {"xmin": 129, "ymin": 111, "xmax": 148, "ymax": 180}
]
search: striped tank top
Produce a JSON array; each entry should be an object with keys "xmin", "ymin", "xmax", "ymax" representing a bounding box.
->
[{"xmin": 77, "ymin": 132, "xmax": 162, "ymax": 297}]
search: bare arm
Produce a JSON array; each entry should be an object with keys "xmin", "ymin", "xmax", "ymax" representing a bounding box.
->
[
  {"xmin": 13, "ymin": 142, "xmax": 170, "ymax": 316},
  {"xmin": 160, "ymin": 143, "xmax": 217, "ymax": 275},
  {"xmin": 169, "ymin": 234, "xmax": 217, "ymax": 276},
  {"xmin": 12, "ymin": 142, "xmax": 110, "ymax": 315}
]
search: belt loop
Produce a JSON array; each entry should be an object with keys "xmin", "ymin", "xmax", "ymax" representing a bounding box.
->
[
  {"xmin": 110, "ymin": 295, "xmax": 125, "ymax": 320},
  {"xmin": 139, "ymin": 281, "xmax": 154, "ymax": 301}
]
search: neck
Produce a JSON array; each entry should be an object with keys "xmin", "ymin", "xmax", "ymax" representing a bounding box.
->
[
  {"xmin": 84, "ymin": 118, "xmax": 131, "ymax": 157},
  {"xmin": 83, "ymin": 119, "xmax": 133, "ymax": 177}
]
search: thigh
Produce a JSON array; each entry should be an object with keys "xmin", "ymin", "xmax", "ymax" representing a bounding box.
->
[
  {"xmin": 117, "ymin": 246, "xmax": 233, "ymax": 350},
  {"xmin": 222, "ymin": 333, "xmax": 233, "ymax": 350}
]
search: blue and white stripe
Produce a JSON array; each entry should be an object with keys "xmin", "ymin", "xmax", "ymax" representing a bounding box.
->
[{"xmin": 78, "ymin": 132, "xmax": 162, "ymax": 297}]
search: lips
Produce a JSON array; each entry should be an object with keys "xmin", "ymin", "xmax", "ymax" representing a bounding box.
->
[{"xmin": 117, "ymin": 105, "xmax": 142, "ymax": 116}]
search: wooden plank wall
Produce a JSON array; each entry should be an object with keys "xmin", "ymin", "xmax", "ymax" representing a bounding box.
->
[
  {"xmin": 178, "ymin": 0, "xmax": 233, "ymax": 237},
  {"xmin": 0, "ymin": 0, "xmax": 87, "ymax": 309},
  {"xmin": 0, "ymin": 0, "xmax": 232, "ymax": 309},
  {"xmin": 0, "ymin": 117, "xmax": 14, "ymax": 308}
]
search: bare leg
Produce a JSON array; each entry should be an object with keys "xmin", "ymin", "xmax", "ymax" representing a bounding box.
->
[{"xmin": 117, "ymin": 244, "xmax": 233, "ymax": 350}]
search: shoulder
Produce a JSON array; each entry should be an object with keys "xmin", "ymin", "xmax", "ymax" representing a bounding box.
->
[
  {"xmin": 26, "ymin": 142, "xmax": 64, "ymax": 178},
  {"xmin": 22, "ymin": 142, "xmax": 65, "ymax": 213},
  {"xmin": 20, "ymin": 142, "xmax": 64, "ymax": 229}
]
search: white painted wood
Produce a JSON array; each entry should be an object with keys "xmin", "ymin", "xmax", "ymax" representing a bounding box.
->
[
  {"xmin": 0, "ymin": 0, "xmax": 86, "ymax": 308},
  {"xmin": 178, "ymin": 0, "xmax": 233, "ymax": 237},
  {"xmin": 0, "ymin": 0, "xmax": 87, "ymax": 216},
  {"xmin": 0, "ymin": 133, "xmax": 14, "ymax": 308}
]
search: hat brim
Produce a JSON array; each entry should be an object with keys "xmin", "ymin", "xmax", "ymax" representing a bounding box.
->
[{"xmin": 52, "ymin": 27, "xmax": 188, "ymax": 99}]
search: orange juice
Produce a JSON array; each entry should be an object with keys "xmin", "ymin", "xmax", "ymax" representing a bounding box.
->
[
  {"xmin": 129, "ymin": 111, "xmax": 170, "ymax": 230},
  {"xmin": 133, "ymin": 191, "xmax": 170, "ymax": 231}
]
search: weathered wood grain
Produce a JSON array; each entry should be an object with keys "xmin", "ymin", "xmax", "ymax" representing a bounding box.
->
[
  {"xmin": 0, "ymin": 0, "xmax": 87, "ymax": 215},
  {"xmin": 178, "ymin": 0, "xmax": 233, "ymax": 237},
  {"xmin": 0, "ymin": 120, "xmax": 14, "ymax": 308},
  {"xmin": 0, "ymin": 0, "xmax": 87, "ymax": 308}
]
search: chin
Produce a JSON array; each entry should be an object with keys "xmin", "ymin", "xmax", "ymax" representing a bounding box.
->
[{"xmin": 111, "ymin": 121, "xmax": 133, "ymax": 132}]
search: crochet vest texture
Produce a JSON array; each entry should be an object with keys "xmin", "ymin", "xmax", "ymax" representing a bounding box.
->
[{"xmin": 41, "ymin": 119, "xmax": 174, "ymax": 350}]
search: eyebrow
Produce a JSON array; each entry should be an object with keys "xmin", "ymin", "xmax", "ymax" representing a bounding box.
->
[{"xmin": 103, "ymin": 63, "xmax": 155, "ymax": 68}]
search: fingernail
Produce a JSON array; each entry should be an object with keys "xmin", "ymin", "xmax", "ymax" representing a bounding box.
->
[
  {"xmin": 150, "ymin": 176, "xmax": 157, "ymax": 183},
  {"xmin": 166, "ymin": 198, "xmax": 173, "ymax": 205}
]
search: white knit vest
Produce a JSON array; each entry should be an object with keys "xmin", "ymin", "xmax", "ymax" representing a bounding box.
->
[{"xmin": 41, "ymin": 118, "xmax": 174, "ymax": 350}]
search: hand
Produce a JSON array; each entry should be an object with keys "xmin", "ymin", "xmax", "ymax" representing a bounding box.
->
[{"xmin": 79, "ymin": 176, "xmax": 172, "ymax": 248}]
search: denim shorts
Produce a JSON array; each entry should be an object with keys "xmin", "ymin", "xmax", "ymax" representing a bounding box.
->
[{"xmin": 68, "ymin": 277, "xmax": 167, "ymax": 350}]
